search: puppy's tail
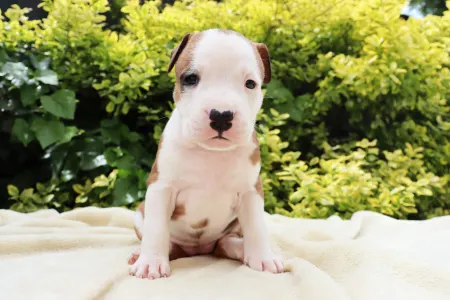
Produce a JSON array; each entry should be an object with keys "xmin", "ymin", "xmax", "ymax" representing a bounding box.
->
[{"xmin": 133, "ymin": 201, "xmax": 145, "ymax": 241}]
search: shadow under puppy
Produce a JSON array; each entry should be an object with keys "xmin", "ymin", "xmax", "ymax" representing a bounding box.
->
[{"xmin": 128, "ymin": 29, "xmax": 284, "ymax": 280}]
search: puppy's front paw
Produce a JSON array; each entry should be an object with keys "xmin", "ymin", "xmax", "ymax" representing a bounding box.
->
[
  {"xmin": 129, "ymin": 254, "xmax": 171, "ymax": 279},
  {"xmin": 245, "ymin": 251, "xmax": 284, "ymax": 274}
]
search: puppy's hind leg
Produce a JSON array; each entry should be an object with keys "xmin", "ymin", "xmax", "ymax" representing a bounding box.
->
[{"xmin": 214, "ymin": 233, "xmax": 244, "ymax": 263}]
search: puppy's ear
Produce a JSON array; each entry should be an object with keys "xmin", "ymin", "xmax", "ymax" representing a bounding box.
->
[
  {"xmin": 168, "ymin": 33, "xmax": 191, "ymax": 73},
  {"xmin": 254, "ymin": 43, "xmax": 271, "ymax": 84}
]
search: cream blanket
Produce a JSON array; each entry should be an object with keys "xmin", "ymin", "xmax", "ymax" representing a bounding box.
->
[{"xmin": 0, "ymin": 207, "xmax": 449, "ymax": 300}]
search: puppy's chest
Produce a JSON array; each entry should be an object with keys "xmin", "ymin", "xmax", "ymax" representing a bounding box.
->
[
  {"xmin": 166, "ymin": 150, "xmax": 254, "ymax": 244},
  {"xmin": 171, "ymin": 169, "xmax": 242, "ymax": 239}
]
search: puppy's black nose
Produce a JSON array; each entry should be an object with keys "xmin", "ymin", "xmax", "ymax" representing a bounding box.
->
[{"xmin": 209, "ymin": 109, "xmax": 233, "ymax": 133}]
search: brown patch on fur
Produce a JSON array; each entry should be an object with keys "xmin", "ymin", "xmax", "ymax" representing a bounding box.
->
[
  {"xmin": 169, "ymin": 244, "xmax": 189, "ymax": 261},
  {"xmin": 255, "ymin": 176, "xmax": 264, "ymax": 199},
  {"xmin": 168, "ymin": 33, "xmax": 191, "ymax": 73},
  {"xmin": 253, "ymin": 43, "xmax": 271, "ymax": 84},
  {"xmin": 169, "ymin": 32, "xmax": 203, "ymax": 102},
  {"xmin": 191, "ymin": 218, "xmax": 209, "ymax": 229},
  {"xmin": 249, "ymin": 131, "xmax": 261, "ymax": 165},
  {"xmin": 222, "ymin": 218, "xmax": 243, "ymax": 237},
  {"xmin": 135, "ymin": 136, "xmax": 164, "ymax": 241},
  {"xmin": 171, "ymin": 204, "xmax": 186, "ymax": 220},
  {"xmin": 147, "ymin": 135, "xmax": 164, "ymax": 186},
  {"xmin": 189, "ymin": 230, "xmax": 204, "ymax": 239},
  {"xmin": 213, "ymin": 241, "xmax": 228, "ymax": 258},
  {"xmin": 213, "ymin": 232, "xmax": 242, "ymax": 259}
]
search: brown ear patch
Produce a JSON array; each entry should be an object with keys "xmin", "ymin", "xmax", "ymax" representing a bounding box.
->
[
  {"xmin": 171, "ymin": 204, "xmax": 186, "ymax": 220},
  {"xmin": 169, "ymin": 32, "xmax": 202, "ymax": 102},
  {"xmin": 253, "ymin": 43, "xmax": 271, "ymax": 84},
  {"xmin": 168, "ymin": 33, "xmax": 191, "ymax": 73},
  {"xmin": 191, "ymin": 218, "xmax": 209, "ymax": 229}
]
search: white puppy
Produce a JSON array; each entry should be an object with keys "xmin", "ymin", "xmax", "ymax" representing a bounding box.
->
[{"xmin": 128, "ymin": 29, "xmax": 284, "ymax": 279}]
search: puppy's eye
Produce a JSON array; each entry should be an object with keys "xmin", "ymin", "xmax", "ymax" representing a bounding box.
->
[
  {"xmin": 182, "ymin": 74, "xmax": 199, "ymax": 86},
  {"xmin": 245, "ymin": 79, "xmax": 256, "ymax": 89}
]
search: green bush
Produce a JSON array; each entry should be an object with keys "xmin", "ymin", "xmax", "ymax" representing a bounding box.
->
[{"xmin": 1, "ymin": 0, "xmax": 449, "ymax": 220}]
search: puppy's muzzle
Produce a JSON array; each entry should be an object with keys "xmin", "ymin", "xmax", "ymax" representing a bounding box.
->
[{"xmin": 209, "ymin": 109, "xmax": 234, "ymax": 135}]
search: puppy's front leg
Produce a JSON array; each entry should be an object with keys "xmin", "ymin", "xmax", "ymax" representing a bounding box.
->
[
  {"xmin": 129, "ymin": 184, "xmax": 174, "ymax": 279},
  {"xmin": 238, "ymin": 190, "xmax": 284, "ymax": 273}
]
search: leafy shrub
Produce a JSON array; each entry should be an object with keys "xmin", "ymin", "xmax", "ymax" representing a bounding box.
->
[
  {"xmin": 1, "ymin": 0, "xmax": 449, "ymax": 220},
  {"xmin": 277, "ymin": 140, "xmax": 448, "ymax": 219}
]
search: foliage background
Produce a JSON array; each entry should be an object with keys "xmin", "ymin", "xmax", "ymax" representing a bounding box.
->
[{"xmin": 0, "ymin": 0, "xmax": 449, "ymax": 220}]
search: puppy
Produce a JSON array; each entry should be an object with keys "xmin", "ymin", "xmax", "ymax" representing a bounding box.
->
[{"xmin": 128, "ymin": 29, "xmax": 284, "ymax": 279}]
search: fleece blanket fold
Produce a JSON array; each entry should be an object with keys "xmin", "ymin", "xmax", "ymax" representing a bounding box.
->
[{"xmin": 0, "ymin": 207, "xmax": 449, "ymax": 300}]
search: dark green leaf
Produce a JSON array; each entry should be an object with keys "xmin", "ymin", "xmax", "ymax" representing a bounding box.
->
[
  {"xmin": 59, "ymin": 126, "xmax": 79, "ymax": 144},
  {"xmin": 10, "ymin": 203, "xmax": 24, "ymax": 212},
  {"xmin": 80, "ymin": 154, "xmax": 108, "ymax": 171},
  {"xmin": 31, "ymin": 117, "xmax": 65, "ymax": 148},
  {"xmin": 0, "ymin": 49, "xmax": 8, "ymax": 63},
  {"xmin": 128, "ymin": 132, "xmax": 141, "ymax": 142},
  {"xmin": 36, "ymin": 183, "xmax": 47, "ymax": 194},
  {"xmin": 116, "ymin": 154, "xmax": 136, "ymax": 170},
  {"xmin": 112, "ymin": 176, "xmax": 140, "ymax": 206},
  {"xmin": 24, "ymin": 202, "xmax": 38, "ymax": 212},
  {"xmin": 12, "ymin": 118, "xmax": 35, "ymax": 146},
  {"xmin": 30, "ymin": 55, "xmax": 50, "ymax": 71},
  {"xmin": 104, "ymin": 147, "xmax": 123, "ymax": 165},
  {"xmin": 36, "ymin": 69, "xmax": 58, "ymax": 85},
  {"xmin": 60, "ymin": 154, "xmax": 80, "ymax": 182},
  {"xmin": 58, "ymin": 192, "xmax": 70, "ymax": 204},
  {"xmin": 265, "ymin": 79, "xmax": 295, "ymax": 104},
  {"xmin": 20, "ymin": 85, "xmax": 39, "ymax": 106},
  {"xmin": 100, "ymin": 119, "xmax": 122, "ymax": 144},
  {"xmin": 49, "ymin": 144, "xmax": 69, "ymax": 176},
  {"xmin": 40, "ymin": 89, "xmax": 76, "ymax": 119},
  {"xmin": 0, "ymin": 62, "xmax": 29, "ymax": 87}
]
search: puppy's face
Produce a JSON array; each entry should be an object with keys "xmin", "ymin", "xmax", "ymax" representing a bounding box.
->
[{"xmin": 168, "ymin": 29, "xmax": 271, "ymax": 151}]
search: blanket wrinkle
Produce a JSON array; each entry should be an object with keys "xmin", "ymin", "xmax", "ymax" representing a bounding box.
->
[{"xmin": 0, "ymin": 207, "xmax": 449, "ymax": 300}]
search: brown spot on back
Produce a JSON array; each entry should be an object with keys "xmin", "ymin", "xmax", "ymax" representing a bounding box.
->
[
  {"xmin": 255, "ymin": 177, "xmax": 264, "ymax": 199},
  {"xmin": 191, "ymin": 218, "xmax": 209, "ymax": 229},
  {"xmin": 171, "ymin": 204, "xmax": 186, "ymax": 220},
  {"xmin": 249, "ymin": 131, "xmax": 261, "ymax": 165}
]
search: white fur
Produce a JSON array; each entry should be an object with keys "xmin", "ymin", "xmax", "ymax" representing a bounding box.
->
[{"xmin": 129, "ymin": 29, "xmax": 283, "ymax": 279}]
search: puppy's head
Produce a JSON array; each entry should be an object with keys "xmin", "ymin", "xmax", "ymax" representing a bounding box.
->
[{"xmin": 168, "ymin": 29, "xmax": 271, "ymax": 151}]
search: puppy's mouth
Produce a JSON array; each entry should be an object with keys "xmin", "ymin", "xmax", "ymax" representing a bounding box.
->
[{"xmin": 212, "ymin": 135, "xmax": 229, "ymax": 141}]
